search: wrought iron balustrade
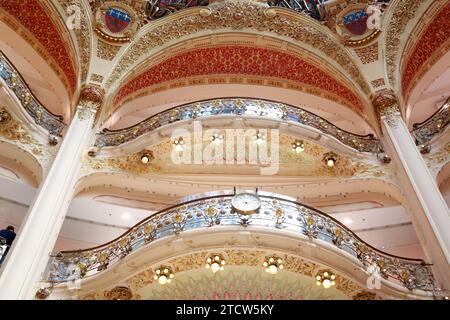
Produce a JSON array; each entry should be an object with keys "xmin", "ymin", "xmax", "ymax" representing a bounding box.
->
[
  {"xmin": 412, "ymin": 98, "xmax": 449, "ymax": 145},
  {"xmin": 267, "ymin": 0, "xmax": 326, "ymax": 20},
  {"xmin": 44, "ymin": 192, "xmax": 436, "ymax": 293},
  {"xmin": 97, "ymin": 98, "xmax": 382, "ymax": 153},
  {"xmin": 145, "ymin": 0, "xmax": 210, "ymax": 21},
  {"xmin": 0, "ymin": 51, "xmax": 66, "ymax": 136}
]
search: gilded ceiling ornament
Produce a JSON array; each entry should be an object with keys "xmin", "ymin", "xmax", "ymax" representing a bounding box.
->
[
  {"xmin": 354, "ymin": 42, "xmax": 379, "ymax": 64},
  {"xmin": 372, "ymin": 89, "xmax": 401, "ymax": 127},
  {"xmin": 385, "ymin": 0, "xmax": 423, "ymax": 87},
  {"xmin": 104, "ymin": 286, "xmax": 133, "ymax": 300},
  {"xmin": 352, "ymin": 291, "xmax": 378, "ymax": 300},
  {"xmin": 105, "ymin": 0, "xmax": 369, "ymax": 96},
  {"xmin": 90, "ymin": 74, "xmax": 104, "ymax": 83},
  {"xmin": 96, "ymin": 39, "xmax": 122, "ymax": 61},
  {"xmin": 371, "ymin": 78, "xmax": 385, "ymax": 88},
  {"xmin": 77, "ymin": 85, "xmax": 105, "ymax": 121}
]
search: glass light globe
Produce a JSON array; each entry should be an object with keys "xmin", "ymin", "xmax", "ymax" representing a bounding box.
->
[
  {"xmin": 175, "ymin": 144, "xmax": 183, "ymax": 152},
  {"xmin": 211, "ymin": 262, "xmax": 220, "ymax": 273},
  {"xmin": 327, "ymin": 159, "xmax": 335, "ymax": 167},
  {"xmin": 322, "ymin": 279, "xmax": 332, "ymax": 289},
  {"xmin": 268, "ymin": 264, "xmax": 278, "ymax": 275},
  {"xmin": 158, "ymin": 275, "xmax": 168, "ymax": 285}
]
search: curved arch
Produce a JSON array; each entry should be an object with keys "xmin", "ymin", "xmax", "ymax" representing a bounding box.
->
[
  {"xmin": 0, "ymin": 0, "xmax": 79, "ymax": 107},
  {"xmin": 0, "ymin": 140, "xmax": 43, "ymax": 187},
  {"xmin": 45, "ymin": 192, "xmax": 435, "ymax": 299},
  {"xmin": 400, "ymin": 1, "xmax": 450, "ymax": 112},
  {"xmin": 96, "ymin": 98, "xmax": 381, "ymax": 154},
  {"xmin": 109, "ymin": 41, "xmax": 367, "ymax": 121},
  {"xmin": 106, "ymin": 85, "xmax": 374, "ymax": 135},
  {"xmin": 105, "ymin": 2, "xmax": 369, "ymax": 98}
]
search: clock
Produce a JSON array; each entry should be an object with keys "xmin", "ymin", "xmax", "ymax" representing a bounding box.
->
[{"xmin": 231, "ymin": 193, "xmax": 261, "ymax": 215}]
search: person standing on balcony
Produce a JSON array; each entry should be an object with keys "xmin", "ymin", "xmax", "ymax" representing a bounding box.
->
[{"xmin": 0, "ymin": 225, "xmax": 16, "ymax": 264}]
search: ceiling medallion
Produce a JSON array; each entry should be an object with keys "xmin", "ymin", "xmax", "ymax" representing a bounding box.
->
[
  {"xmin": 333, "ymin": 3, "xmax": 382, "ymax": 47},
  {"xmin": 94, "ymin": 2, "xmax": 139, "ymax": 43}
]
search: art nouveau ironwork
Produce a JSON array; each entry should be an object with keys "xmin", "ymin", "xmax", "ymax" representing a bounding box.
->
[
  {"xmin": 412, "ymin": 98, "xmax": 449, "ymax": 145},
  {"xmin": 145, "ymin": 0, "xmax": 210, "ymax": 20},
  {"xmin": 0, "ymin": 51, "xmax": 66, "ymax": 136},
  {"xmin": 44, "ymin": 191, "xmax": 436, "ymax": 293},
  {"xmin": 96, "ymin": 98, "xmax": 382, "ymax": 153}
]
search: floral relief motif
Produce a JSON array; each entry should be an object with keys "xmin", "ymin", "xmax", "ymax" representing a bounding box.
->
[
  {"xmin": 112, "ymin": 46, "xmax": 364, "ymax": 113},
  {"xmin": 0, "ymin": 0, "xmax": 77, "ymax": 93},
  {"xmin": 354, "ymin": 42, "xmax": 379, "ymax": 64},
  {"xmin": 96, "ymin": 40, "xmax": 122, "ymax": 61},
  {"xmin": 371, "ymin": 78, "xmax": 385, "ymax": 88}
]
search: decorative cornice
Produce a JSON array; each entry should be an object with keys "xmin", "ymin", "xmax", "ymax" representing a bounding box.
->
[{"xmin": 105, "ymin": 0, "xmax": 369, "ymax": 96}]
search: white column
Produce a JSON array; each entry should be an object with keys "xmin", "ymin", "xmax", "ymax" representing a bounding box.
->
[
  {"xmin": 0, "ymin": 88, "xmax": 102, "ymax": 299},
  {"xmin": 380, "ymin": 110, "xmax": 450, "ymax": 289}
]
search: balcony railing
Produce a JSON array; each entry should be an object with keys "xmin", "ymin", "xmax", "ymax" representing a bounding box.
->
[
  {"xmin": 0, "ymin": 51, "xmax": 66, "ymax": 136},
  {"xmin": 412, "ymin": 98, "xmax": 449, "ymax": 145},
  {"xmin": 145, "ymin": 0, "xmax": 210, "ymax": 21},
  {"xmin": 267, "ymin": 0, "xmax": 326, "ymax": 20},
  {"xmin": 97, "ymin": 98, "xmax": 382, "ymax": 153},
  {"xmin": 44, "ymin": 191, "xmax": 436, "ymax": 293}
]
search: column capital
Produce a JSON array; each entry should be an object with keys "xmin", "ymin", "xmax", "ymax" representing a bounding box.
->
[
  {"xmin": 76, "ymin": 85, "xmax": 105, "ymax": 120},
  {"xmin": 372, "ymin": 89, "xmax": 401, "ymax": 127}
]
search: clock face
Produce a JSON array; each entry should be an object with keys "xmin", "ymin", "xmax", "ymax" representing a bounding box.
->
[{"xmin": 231, "ymin": 193, "xmax": 261, "ymax": 215}]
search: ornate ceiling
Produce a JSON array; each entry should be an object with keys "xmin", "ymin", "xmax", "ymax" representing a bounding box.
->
[
  {"xmin": 0, "ymin": 0, "xmax": 78, "ymax": 95},
  {"xmin": 111, "ymin": 45, "xmax": 364, "ymax": 114},
  {"xmin": 401, "ymin": 1, "xmax": 450, "ymax": 103},
  {"xmin": 1, "ymin": 0, "xmax": 448, "ymax": 131}
]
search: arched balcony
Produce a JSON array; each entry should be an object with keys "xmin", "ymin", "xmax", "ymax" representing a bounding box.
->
[{"xmin": 43, "ymin": 190, "xmax": 438, "ymax": 299}]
